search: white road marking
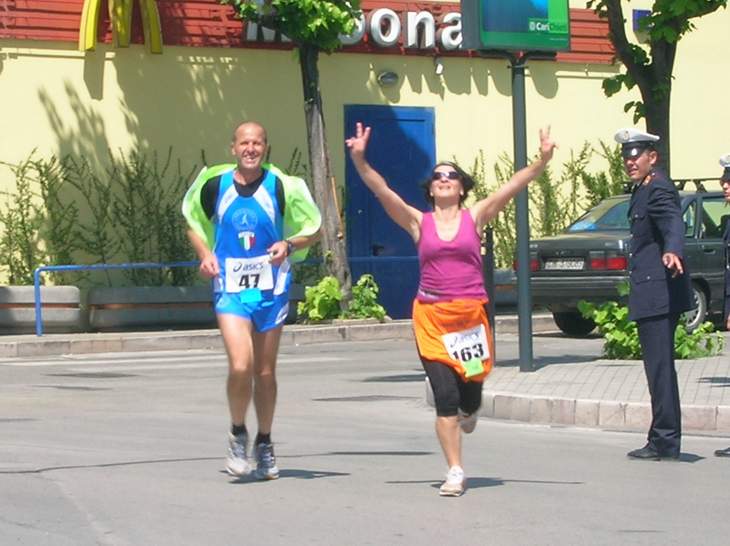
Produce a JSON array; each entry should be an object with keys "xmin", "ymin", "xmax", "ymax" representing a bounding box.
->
[{"xmin": 0, "ymin": 355, "xmax": 344, "ymax": 368}]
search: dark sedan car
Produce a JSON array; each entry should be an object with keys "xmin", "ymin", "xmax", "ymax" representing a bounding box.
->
[{"xmin": 529, "ymin": 190, "xmax": 728, "ymax": 336}]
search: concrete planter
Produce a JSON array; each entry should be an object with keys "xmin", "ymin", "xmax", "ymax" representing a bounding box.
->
[
  {"xmin": 87, "ymin": 286, "xmax": 216, "ymax": 331},
  {"xmin": 0, "ymin": 285, "xmax": 83, "ymax": 333},
  {"xmin": 87, "ymin": 284, "xmax": 305, "ymax": 330}
]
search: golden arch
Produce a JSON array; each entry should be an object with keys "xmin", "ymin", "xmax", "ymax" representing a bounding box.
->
[{"xmin": 79, "ymin": 0, "xmax": 163, "ymax": 54}]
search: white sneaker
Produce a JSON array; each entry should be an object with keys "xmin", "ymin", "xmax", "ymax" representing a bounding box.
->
[
  {"xmin": 458, "ymin": 410, "xmax": 478, "ymax": 434},
  {"xmin": 439, "ymin": 465, "xmax": 465, "ymax": 497},
  {"xmin": 225, "ymin": 432, "xmax": 252, "ymax": 477},
  {"xmin": 254, "ymin": 442, "xmax": 280, "ymax": 480}
]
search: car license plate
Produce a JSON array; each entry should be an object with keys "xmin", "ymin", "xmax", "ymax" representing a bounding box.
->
[{"xmin": 544, "ymin": 258, "xmax": 585, "ymax": 271}]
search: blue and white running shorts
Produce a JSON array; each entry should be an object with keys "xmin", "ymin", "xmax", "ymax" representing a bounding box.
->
[{"xmin": 214, "ymin": 291, "xmax": 290, "ymax": 332}]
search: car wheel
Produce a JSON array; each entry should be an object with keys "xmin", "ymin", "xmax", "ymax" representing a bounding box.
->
[
  {"xmin": 682, "ymin": 282, "xmax": 707, "ymax": 332},
  {"xmin": 552, "ymin": 311, "xmax": 596, "ymax": 337}
]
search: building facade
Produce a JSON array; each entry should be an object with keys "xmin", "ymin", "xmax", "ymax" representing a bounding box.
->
[{"xmin": 1, "ymin": 0, "xmax": 728, "ymax": 312}]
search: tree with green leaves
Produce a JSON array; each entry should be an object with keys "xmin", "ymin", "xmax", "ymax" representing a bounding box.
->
[
  {"xmin": 588, "ymin": 0, "xmax": 727, "ymax": 174},
  {"xmin": 223, "ymin": 0, "xmax": 361, "ymax": 306}
]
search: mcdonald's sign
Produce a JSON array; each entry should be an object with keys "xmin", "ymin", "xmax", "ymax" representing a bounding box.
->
[{"xmin": 79, "ymin": 0, "xmax": 163, "ymax": 53}]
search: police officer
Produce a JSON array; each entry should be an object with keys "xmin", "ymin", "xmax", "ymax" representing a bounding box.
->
[
  {"xmin": 715, "ymin": 153, "xmax": 730, "ymax": 458},
  {"xmin": 616, "ymin": 128, "xmax": 694, "ymax": 461}
]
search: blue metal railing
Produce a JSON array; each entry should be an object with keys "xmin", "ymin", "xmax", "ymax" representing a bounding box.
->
[
  {"xmin": 32, "ymin": 256, "xmax": 420, "ymax": 336},
  {"xmin": 33, "ymin": 261, "xmax": 198, "ymax": 337},
  {"xmin": 301, "ymin": 256, "xmax": 418, "ymax": 265}
]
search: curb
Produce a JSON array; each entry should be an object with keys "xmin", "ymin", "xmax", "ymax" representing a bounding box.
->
[
  {"xmin": 480, "ymin": 392, "xmax": 730, "ymax": 434},
  {"xmin": 424, "ymin": 382, "xmax": 730, "ymax": 433},
  {"xmin": 0, "ymin": 313, "xmax": 558, "ymax": 358}
]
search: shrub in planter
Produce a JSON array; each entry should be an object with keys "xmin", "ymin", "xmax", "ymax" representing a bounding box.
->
[
  {"xmin": 297, "ymin": 274, "xmax": 387, "ymax": 323},
  {"xmin": 578, "ymin": 283, "xmax": 724, "ymax": 359}
]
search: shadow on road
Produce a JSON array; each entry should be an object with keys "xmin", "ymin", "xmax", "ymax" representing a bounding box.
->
[
  {"xmin": 386, "ymin": 477, "xmax": 505, "ymax": 489},
  {"xmin": 312, "ymin": 395, "xmax": 419, "ymax": 402},
  {"xmin": 280, "ymin": 450, "xmax": 434, "ymax": 459},
  {"xmin": 362, "ymin": 373, "xmax": 425, "ymax": 383},
  {"xmin": 698, "ymin": 376, "xmax": 730, "ymax": 387},
  {"xmin": 1, "ymin": 456, "xmax": 221, "ymax": 475},
  {"xmin": 325, "ymin": 450, "xmax": 433, "ymax": 457},
  {"xmin": 677, "ymin": 453, "xmax": 704, "ymax": 463},
  {"xmin": 228, "ymin": 468, "xmax": 350, "ymax": 484},
  {"xmin": 389, "ymin": 476, "xmax": 584, "ymax": 491},
  {"xmin": 527, "ymin": 331, "xmax": 604, "ymax": 341},
  {"xmin": 496, "ymin": 355, "xmax": 600, "ymax": 369},
  {"xmin": 502, "ymin": 478, "xmax": 584, "ymax": 485}
]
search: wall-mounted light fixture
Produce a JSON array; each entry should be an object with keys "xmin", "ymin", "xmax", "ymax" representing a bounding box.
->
[
  {"xmin": 376, "ymin": 70, "xmax": 399, "ymax": 87},
  {"xmin": 434, "ymin": 57, "xmax": 444, "ymax": 76}
]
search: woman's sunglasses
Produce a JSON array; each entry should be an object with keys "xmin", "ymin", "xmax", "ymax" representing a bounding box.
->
[{"xmin": 431, "ymin": 171, "xmax": 460, "ymax": 181}]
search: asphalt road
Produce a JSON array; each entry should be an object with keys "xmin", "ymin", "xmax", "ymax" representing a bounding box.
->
[{"xmin": 1, "ymin": 337, "xmax": 729, "ymax": 545}]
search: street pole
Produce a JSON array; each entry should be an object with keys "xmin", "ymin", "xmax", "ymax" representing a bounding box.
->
[
  {"xmin": 483, "ymin": 226, "xmax": 496, "ymax": 362},
  {"xmin": 510, "ymin": 52, "xmax": 534, "ymax": 372}
]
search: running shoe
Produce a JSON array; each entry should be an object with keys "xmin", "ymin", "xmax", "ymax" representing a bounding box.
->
[
  {"xmin": 255, "ymin": 442, "xmax": 280, "ymax": 480},
  {"xmin": 458, "ymin": 410, "xmax": 478, "ymax": 434},
  {"xmin": 439, "ymin": 465, "xmax": 465, "ymax": 497},
  {"xmin": 225, "ymin": 432, "xmax": 252, "ymax": 477}
]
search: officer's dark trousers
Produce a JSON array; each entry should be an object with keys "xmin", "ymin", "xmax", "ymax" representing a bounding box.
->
[{"xmin": 636, "ymin": 313, "xmax": 681, "ymax": 455}]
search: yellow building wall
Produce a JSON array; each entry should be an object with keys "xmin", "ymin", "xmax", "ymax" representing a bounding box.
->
[
  {"xmin": 0, "ymin": 0, "xmax": 728, "ymax": 200},
  {"xmin": 671, "ymin": 4, "xmax": 730, "ymax": 180},
  {"xmin": 0, "ymin": 41, "xmax": 307, "ymax": 171}
]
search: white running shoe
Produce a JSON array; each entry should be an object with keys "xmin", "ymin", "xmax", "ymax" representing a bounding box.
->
[
  {"xmin": 458, "ymin": 410, "xmax": 478, "ymax": 434},
  {"xmin": 439, "ymin": 465, "xmax": 465, "ymax": 497},
  {"xmin": 225, "ymin": 432, "xmax": 252, "ymax": 477},
  {"xmin": 255, "ymin": 442, "xmax": 280, "ymax": 480}
]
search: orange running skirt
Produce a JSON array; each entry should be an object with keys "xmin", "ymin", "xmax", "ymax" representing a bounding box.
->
[{"xmin": 412, "ymin": 298, "xmax": 494, "ymax": 383}]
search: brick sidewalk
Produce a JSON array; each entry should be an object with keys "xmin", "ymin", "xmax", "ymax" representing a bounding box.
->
[{"xmin": 479, "ymin": 353, "xmax": 730, "ymax": 433}]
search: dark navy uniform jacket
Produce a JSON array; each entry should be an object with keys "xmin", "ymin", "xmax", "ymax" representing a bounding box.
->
[
  {"xmin": 724, "ymin": 223, "xmax": 730, "ymax": 322},
  {"xmin": 627, "ymin": 171, "xmax": 694, "ymax": 321}
]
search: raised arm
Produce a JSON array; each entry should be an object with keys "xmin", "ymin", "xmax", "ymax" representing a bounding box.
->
[
  {"xmin": 470, "ymin": 127, "xmax": 557, "ymax": 232},
  {"xmin": 346, "ymin": 122, "xmax": 422, "ymax": 241}
]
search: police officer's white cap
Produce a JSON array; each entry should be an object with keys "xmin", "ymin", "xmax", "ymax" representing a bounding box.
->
[
  {"xmin": 720, "ymin": 153, "xmax": 730, "ymax": 182},
  {"xmin": 614, "ymin": 128, "xmax": 660, "ymax": 145}
]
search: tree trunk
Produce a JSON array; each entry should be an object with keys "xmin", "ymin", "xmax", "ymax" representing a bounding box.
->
[
  {"xmin": 600, "ymin": 0, "xmax": 676, "ymax": 176},
  {"xmin": 643, "ymin": 95, "xmax": 672, "ymax": 176},
  {"xmin": 298, "ymin": 44, "xmax": 352, "ymax": 306}
]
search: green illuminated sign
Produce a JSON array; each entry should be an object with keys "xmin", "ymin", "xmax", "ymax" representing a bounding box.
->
[{"xmin": 461, "ymin": 0, "xmax": 570, "ymax": 52}]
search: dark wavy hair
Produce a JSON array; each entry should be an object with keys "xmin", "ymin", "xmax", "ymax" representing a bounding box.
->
[{"xmin": 422, "ymin": 161, "xmax": 475, "ymax": 208}]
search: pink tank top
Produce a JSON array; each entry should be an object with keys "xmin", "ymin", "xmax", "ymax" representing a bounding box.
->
[{"xmin": 417, "ymin": 210, "xmax": 488, "ymax": 303}]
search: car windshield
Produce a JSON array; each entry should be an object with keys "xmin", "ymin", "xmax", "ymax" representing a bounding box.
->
[{"xmin": 566, "ymin": 198, "xmax": 630, "ymax": 232}]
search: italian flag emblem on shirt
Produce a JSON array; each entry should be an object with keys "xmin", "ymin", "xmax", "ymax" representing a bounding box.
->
[{"xmin": 238, "ymin": 231, "xmax": 256, "ymax": 250}]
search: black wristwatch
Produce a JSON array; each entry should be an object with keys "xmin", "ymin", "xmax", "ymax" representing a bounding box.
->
[{"xmin": 285, "ymin": 240, "xmax": 295, "ymax": 257}]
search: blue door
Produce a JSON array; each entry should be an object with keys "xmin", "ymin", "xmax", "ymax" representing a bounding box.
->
[{"xmin": 345, "ymin": 105, "xmax": 435, "ymax": 319}]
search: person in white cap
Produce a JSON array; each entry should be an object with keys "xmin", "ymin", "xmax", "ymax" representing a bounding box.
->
[
  {"xmin": 615, "ymin": 128, "xmax": 694, "ymax": 461},
  {"xmin": 715, "ymin": 154, "xmax": 730, "ymax": 458}
]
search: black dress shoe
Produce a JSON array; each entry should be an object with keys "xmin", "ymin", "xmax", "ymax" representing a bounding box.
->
[
  {"xmin": 627, "ymin": 445, "xmax": 680, "ymax": 461},
  {"xmin": 627, "ymin": 445, "xmax": 660, "ymax": 460},
  {"xmin": 715, "ymin": 447, "xmax": 730, "ymax": 457}
]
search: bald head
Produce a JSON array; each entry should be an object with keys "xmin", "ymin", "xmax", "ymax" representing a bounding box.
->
[
  {"xmin": 232, "ymin": 121, "xmax": 267, "ymax": 145},
  {"xmin": 230, "ymin": 121, "xmax": 268, "ymax": 178}
]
